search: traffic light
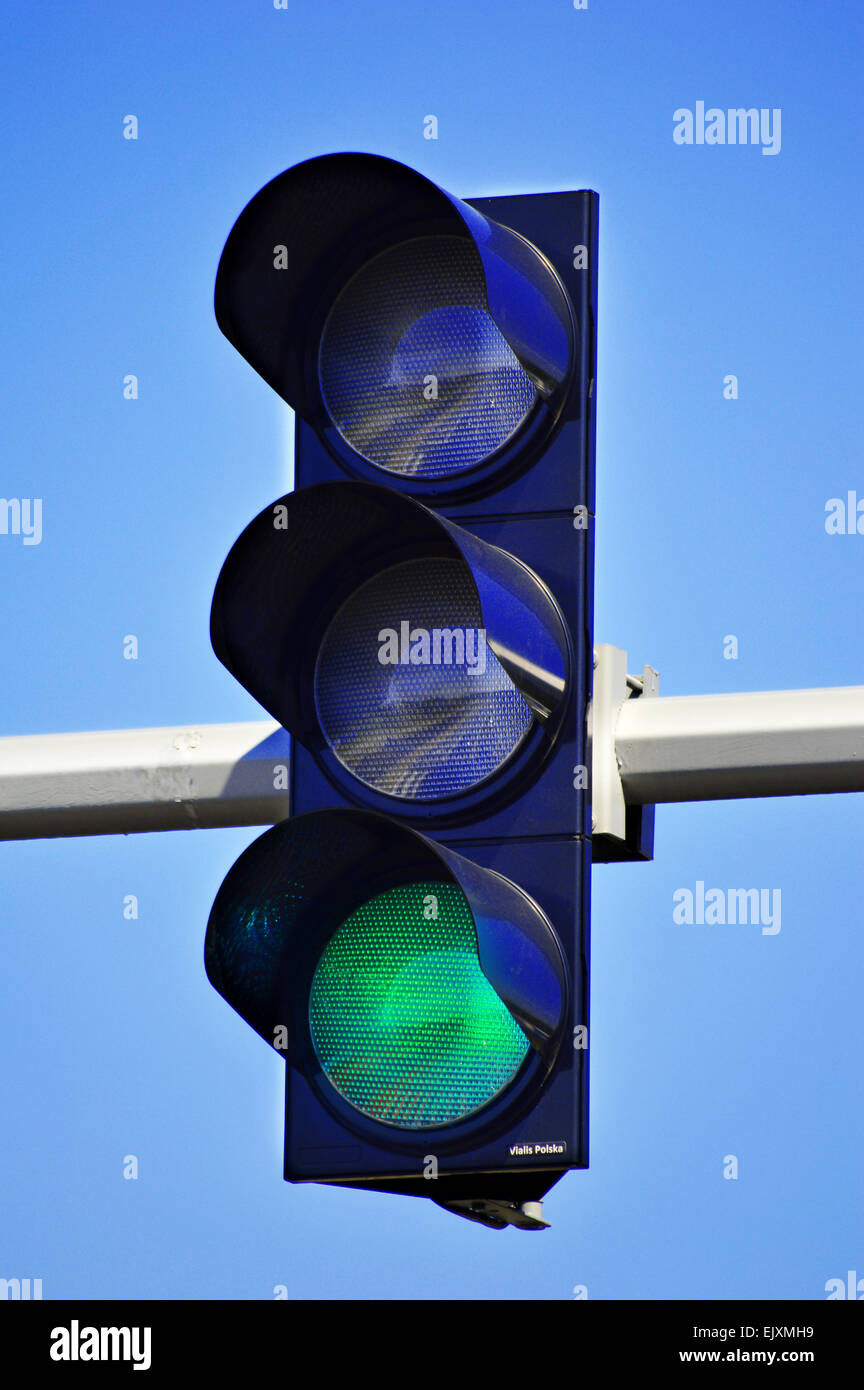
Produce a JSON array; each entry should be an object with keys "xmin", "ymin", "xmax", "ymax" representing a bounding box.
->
[{"xmin": 206, "ymin": 152, "xmax": 602, "ymax": 1229}]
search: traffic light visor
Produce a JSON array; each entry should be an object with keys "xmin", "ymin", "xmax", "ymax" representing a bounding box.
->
[
  {"xmin": 204, "ymin": 812, "xmax": 568, "ymax": 1111},
  {"xmin": 214, "ymin": 153, "xmax": 575, "ymax": 460},
  {"xmin": 210, "ymin": 483, "xmax": 570, "ymax": 808}
]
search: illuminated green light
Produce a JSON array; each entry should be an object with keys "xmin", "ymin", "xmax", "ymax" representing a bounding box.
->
[{"xmin": 308, "ymin": 882, "xmax": 529, "ymax": 1129}]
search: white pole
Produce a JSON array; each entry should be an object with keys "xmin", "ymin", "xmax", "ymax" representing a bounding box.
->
[
  {"xmin": 616, "ymin": 684, "xmax": 864, "ymax": 803},
  {"xmin": 0, "ymin": 721, "xmax": 288, "ymax": 839},
  {"xmin": 3, "ymin": 675, "xmax": 864, "ymax": 841}
]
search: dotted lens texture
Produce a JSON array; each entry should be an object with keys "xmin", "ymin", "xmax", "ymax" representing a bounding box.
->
[
  {"xmin": 318, "ymin": 236, "xmax": 537, "ymax": 477},
  {"xmin": 309, "ymin": 882, "xmax": 530, "ymax": 1129},
  {"xmin": 314, "ymin": 557, "xmax": 533, "ymax": 801}
]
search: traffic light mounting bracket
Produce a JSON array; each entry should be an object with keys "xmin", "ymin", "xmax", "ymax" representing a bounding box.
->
[{"xmin": 590, "ymin": 643, "xmax": 658, "ymax": 863}]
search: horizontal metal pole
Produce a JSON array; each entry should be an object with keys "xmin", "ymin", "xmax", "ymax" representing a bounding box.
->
[
  {"xmin": 3, "ymin": 683, "xmax": 864, "ymax": 842},
  {"xmin": 0, "ymin": 722, "xmax": 290, "ymax": 839},
  {"xmin": 616, "ymin": 685, "xmax": 864, "ymax": 803}
]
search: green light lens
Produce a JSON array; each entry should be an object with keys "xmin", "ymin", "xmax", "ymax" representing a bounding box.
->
[{"xmin": 309, "ymin": 882, "xmax": 530, "ymax": 1129}]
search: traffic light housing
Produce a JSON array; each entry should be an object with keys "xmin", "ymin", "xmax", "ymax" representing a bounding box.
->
[{"xmin": 207, "ymin": 153, "xmax": 599, "ymax": 1228}]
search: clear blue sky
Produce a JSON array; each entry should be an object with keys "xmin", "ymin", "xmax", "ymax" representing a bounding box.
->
[{"xmin": 1, "ymin": 0, "xmax": 862, "ymax": 1300}]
